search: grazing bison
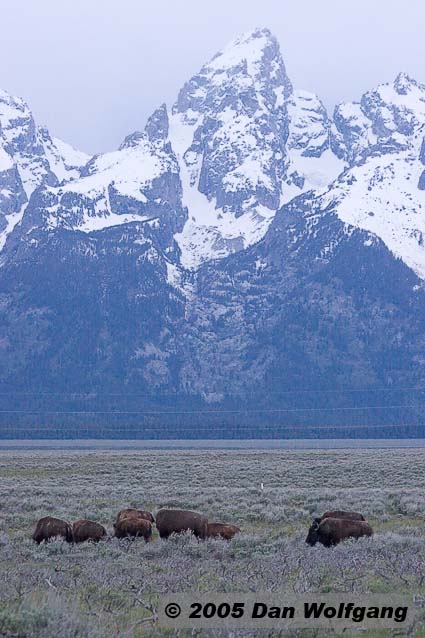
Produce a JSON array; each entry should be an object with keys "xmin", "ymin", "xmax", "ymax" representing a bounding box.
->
[
  {"xmin": 319, "ymin": 510, "xmax": 365, "ymax": 522},
  {"xmin": 72, "ymin": 519, "xmax": 106, "ymax": 543},
  {"xmin": 113, "ymin": 516, "xmax": 152, "ymax": 541},
  {"xmin": 306, "ymin": 517, "xmax": 373, "ymax": 547},
  {"xmin": 155, "ymin": 509, "xmax": 208, "ymax": 539},
  {"xmin": 32, "ymin": 516, "xmax": 73, "ymax": 544},
  {"xmin": 206, "ymin": 523, "xmax": 240, "ymax": 540},
  {"xmin": 115, "ymin": 508, "xmax": 154, "ymax": 524}
]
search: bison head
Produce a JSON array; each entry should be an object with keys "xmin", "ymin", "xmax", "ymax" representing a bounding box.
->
[{"xmin": 305, "ymin": 520, "xmax": 320, "ymax": 546}]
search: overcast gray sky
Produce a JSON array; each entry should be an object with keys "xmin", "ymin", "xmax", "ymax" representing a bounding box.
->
[{"xmin": 1, "ymin": 0, "xmax": 424, "ymax": 154}]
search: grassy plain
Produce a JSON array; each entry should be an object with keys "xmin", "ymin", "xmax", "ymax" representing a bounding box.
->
[{"xmin": 0, "ymin": 448, "xmax": 424, "ymax": 637}]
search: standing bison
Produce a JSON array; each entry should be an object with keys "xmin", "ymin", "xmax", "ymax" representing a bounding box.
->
[
  {"xmin": 306, "ymin": 517, "xmax": 373, "ymax": 547},
  {"xmin": 115, "ymin": 508, "xmax": 154, "ymax": 524},
  {"xmin": 32, "ymin": 516, "xmax": 73, "ymax": 544},
  {"xmin": 72, "ymin": 519, "xmax": 106, "ymax": 543},
  {"xmin": 206, "ymin": 523, "xmax": 240, "ymax": 540},
  {"xmin": 113, "ymin": 516, "xmax": 152, "ymax": 541},
  {"xmin": 155, "ymin": 509, "xmax": 208, "ymax": 539}
]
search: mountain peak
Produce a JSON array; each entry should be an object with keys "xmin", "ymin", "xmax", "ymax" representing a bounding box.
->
[
  {"xmin": 206, "ymin": 27, "xmax": 280, "ymax": 75},
  {"xmin": 145, "ymin": 103, "xmax": 169, "ymax": 142},
  {"xmin": 0, "ymin": 87, "xmax": 26, "ymax": 108},
  {"xmin": 227, "ymin": 26, "xmax": 275, "ymax": 46},
  {"xmin": 0, "ymin": 89, "xmax": 30, "ymax": 133},
  {"xmin": 394, "ymin": 71, "xmax": 422, "ymax": 95}
]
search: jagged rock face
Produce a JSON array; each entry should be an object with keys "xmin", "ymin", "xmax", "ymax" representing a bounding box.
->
[
  {"xmin": 0, "ymin": 89, "xmax": 57, "ymax": 197},
  {"xmin": 333, "ymin": 73, "xmax": 425, "ymax": 165},
  {"xmin": 284, "ymin": 90, "xmax": 342, "ymax": 196},
  {"xmin": 0, "ymin": 149, "xmax": 26, "ymax": 216},
  {"xmin": 321, "ymin": 74, "xmax": 425, "ymax": 279},
  {"xmin": 8, "ymin": 104, "xmax": 188, "ymax": 262},
  {"xmin": 0, "ymin": 90, "xmax": 49, "ymax": 250},
  {"xmin": 0, "ymin": 88, "xmax": 90, "ymax": 252},
  {"xmin": 39, "ymin": 126, "xmax": 89, "ymax": 184},
  {"xmin": 287, "ymin": 91, "xmax": 331, "ymax": 158},
  {"xmin": 174, "ymin": 28, "xmax": 291, "ymax": 213},
  {"xmin": 169, "ymin": 29, "xmax": 290, "ymax": 268},
  {"xmin": 145, "ymin": 103, "xmax": 169, "ymax": 143},
  {"xmin": 0, "ymin": 89, "xmax": 89, "ymax": 194},
  {"xmin": 170, "ymin": 28, "xmax": 343, "ymax": 268}
]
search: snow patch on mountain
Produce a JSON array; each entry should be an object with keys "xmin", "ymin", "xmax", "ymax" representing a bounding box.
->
[
  {"xmin": 169, "ymin": 109, "xmax": 275, "ymax": 269},
  {"xmin": 41, "ymin": 130, "xmax": 90, "ymax": 183},
  {"xmin": 41, "ymin": 132, "xmax": 180, "ymax": 232},
  {"xmin": 79, "ymin": 141, "xmax": 170, "ymax": 202},
  {"xmin": 322, "ymin": 147, "xmax": 425, "ymax": 278},
  {"xmin": 0, "ymin": 146, "xmax": 14, "ymax": 171},
  {"xmin": 0, "ymin": 204, "xmax": 26, "ymax": 252},
  {"xmin": 324, "ymin": 74, "xmax": 425, "ymax": 279}
]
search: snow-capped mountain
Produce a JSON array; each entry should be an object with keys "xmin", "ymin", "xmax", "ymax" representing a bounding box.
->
[
  {"xmin": 0, "ymin": 88, "xmax": 89, "ymax": 250},
  {"xmin": 7, "ymin": 29, "xmax": 425, "ymax": 279},
  {"xmin": 2, "ymin": 28, "xmax": 425, "ymax": 437},
  {"xmin": 169, "ymin": 28, "xmax": 344, "ymax": 267},
  {"xmin": 323, "ymin": 73, "xmax": 425, "ymax": 278},
  {"xmin": 3, "ymin": 29, "xmax": 344, "ymax": 269},
  {"xmin": 19, "ymin": 104, "xmax": 187, "ymax": 265}
]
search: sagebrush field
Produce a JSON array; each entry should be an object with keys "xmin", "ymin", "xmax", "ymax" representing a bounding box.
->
[{"xmin": 0, "ymin": 448, "xmax": 424, "ymax": 637}]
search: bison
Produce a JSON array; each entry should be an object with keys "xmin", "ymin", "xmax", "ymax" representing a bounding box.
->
[
  {"xmin": 318, "ymin": 510, "xmax": 365, "ymax": 522},
  {"xmin": 206, "ymin": 523, "xmax": 240, "ymax": 540},
  {"xmin": 114, "ymin": 508, "xmax": 154, "ymax": 524},
  {"xmin": 306, "ymin": 517, "xmax": 373, "ymax": 547},
  {"xmin": 72, "ymin": 519, "xmax": 106, "ymax": 543},
  {"xmin": 155, "ymin": 509, "xmax": 208, "ymax": 539},
  {"xmin": 113, "ymin": 516, "xmax": 152, "ymax": 541},
  {"xmin": 32, "ymin": 516, "xmax": 73, "ymax": 544}
]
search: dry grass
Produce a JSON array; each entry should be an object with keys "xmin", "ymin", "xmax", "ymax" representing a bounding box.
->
[{"xmin": 0, "ymin": 448, "xmax": 424, "ymax": 637}]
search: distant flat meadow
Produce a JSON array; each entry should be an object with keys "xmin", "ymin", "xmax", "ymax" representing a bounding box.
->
[{"xmin": 0, "ymin": 445, "xmax": 425, "ymax": 637}]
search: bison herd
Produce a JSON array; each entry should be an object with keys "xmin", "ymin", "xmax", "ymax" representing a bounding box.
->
[
  {"xmin": 32, "ymin": 507, "xmax": 373, "ymax": 548},
  {"xmin": 32, "ymin": 508, "xmax": 241, "ymax": 545}
]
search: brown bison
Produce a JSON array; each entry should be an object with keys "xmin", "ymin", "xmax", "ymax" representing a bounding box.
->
[
  {"xmin": 72, "ymin": 519, "xmax": 106, "ymax": 543},
  {"xmin": 114, "ymin": 508, "xmax": 154, "ymax": 524},
  {"xmin": 155, "ymin": 509, "xmax": 208, "ymax": 539},
  {"xmin": 306, "ymin": 517, "xmax": 373, "ymax": 547},
  {"xmin": 206, "ymin": 523, "xmax": 240, "ymax": 540},
  {"xmin": 113, "ymin": 516, "xmax": 152, "ymax": 541},
  {"xmin": 318, "ymin": 510, "xmax": 365, "ymax": 522},
  {"xmin": 32, "ymin": 516, "xmax": 73, "ymax": 544}
]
